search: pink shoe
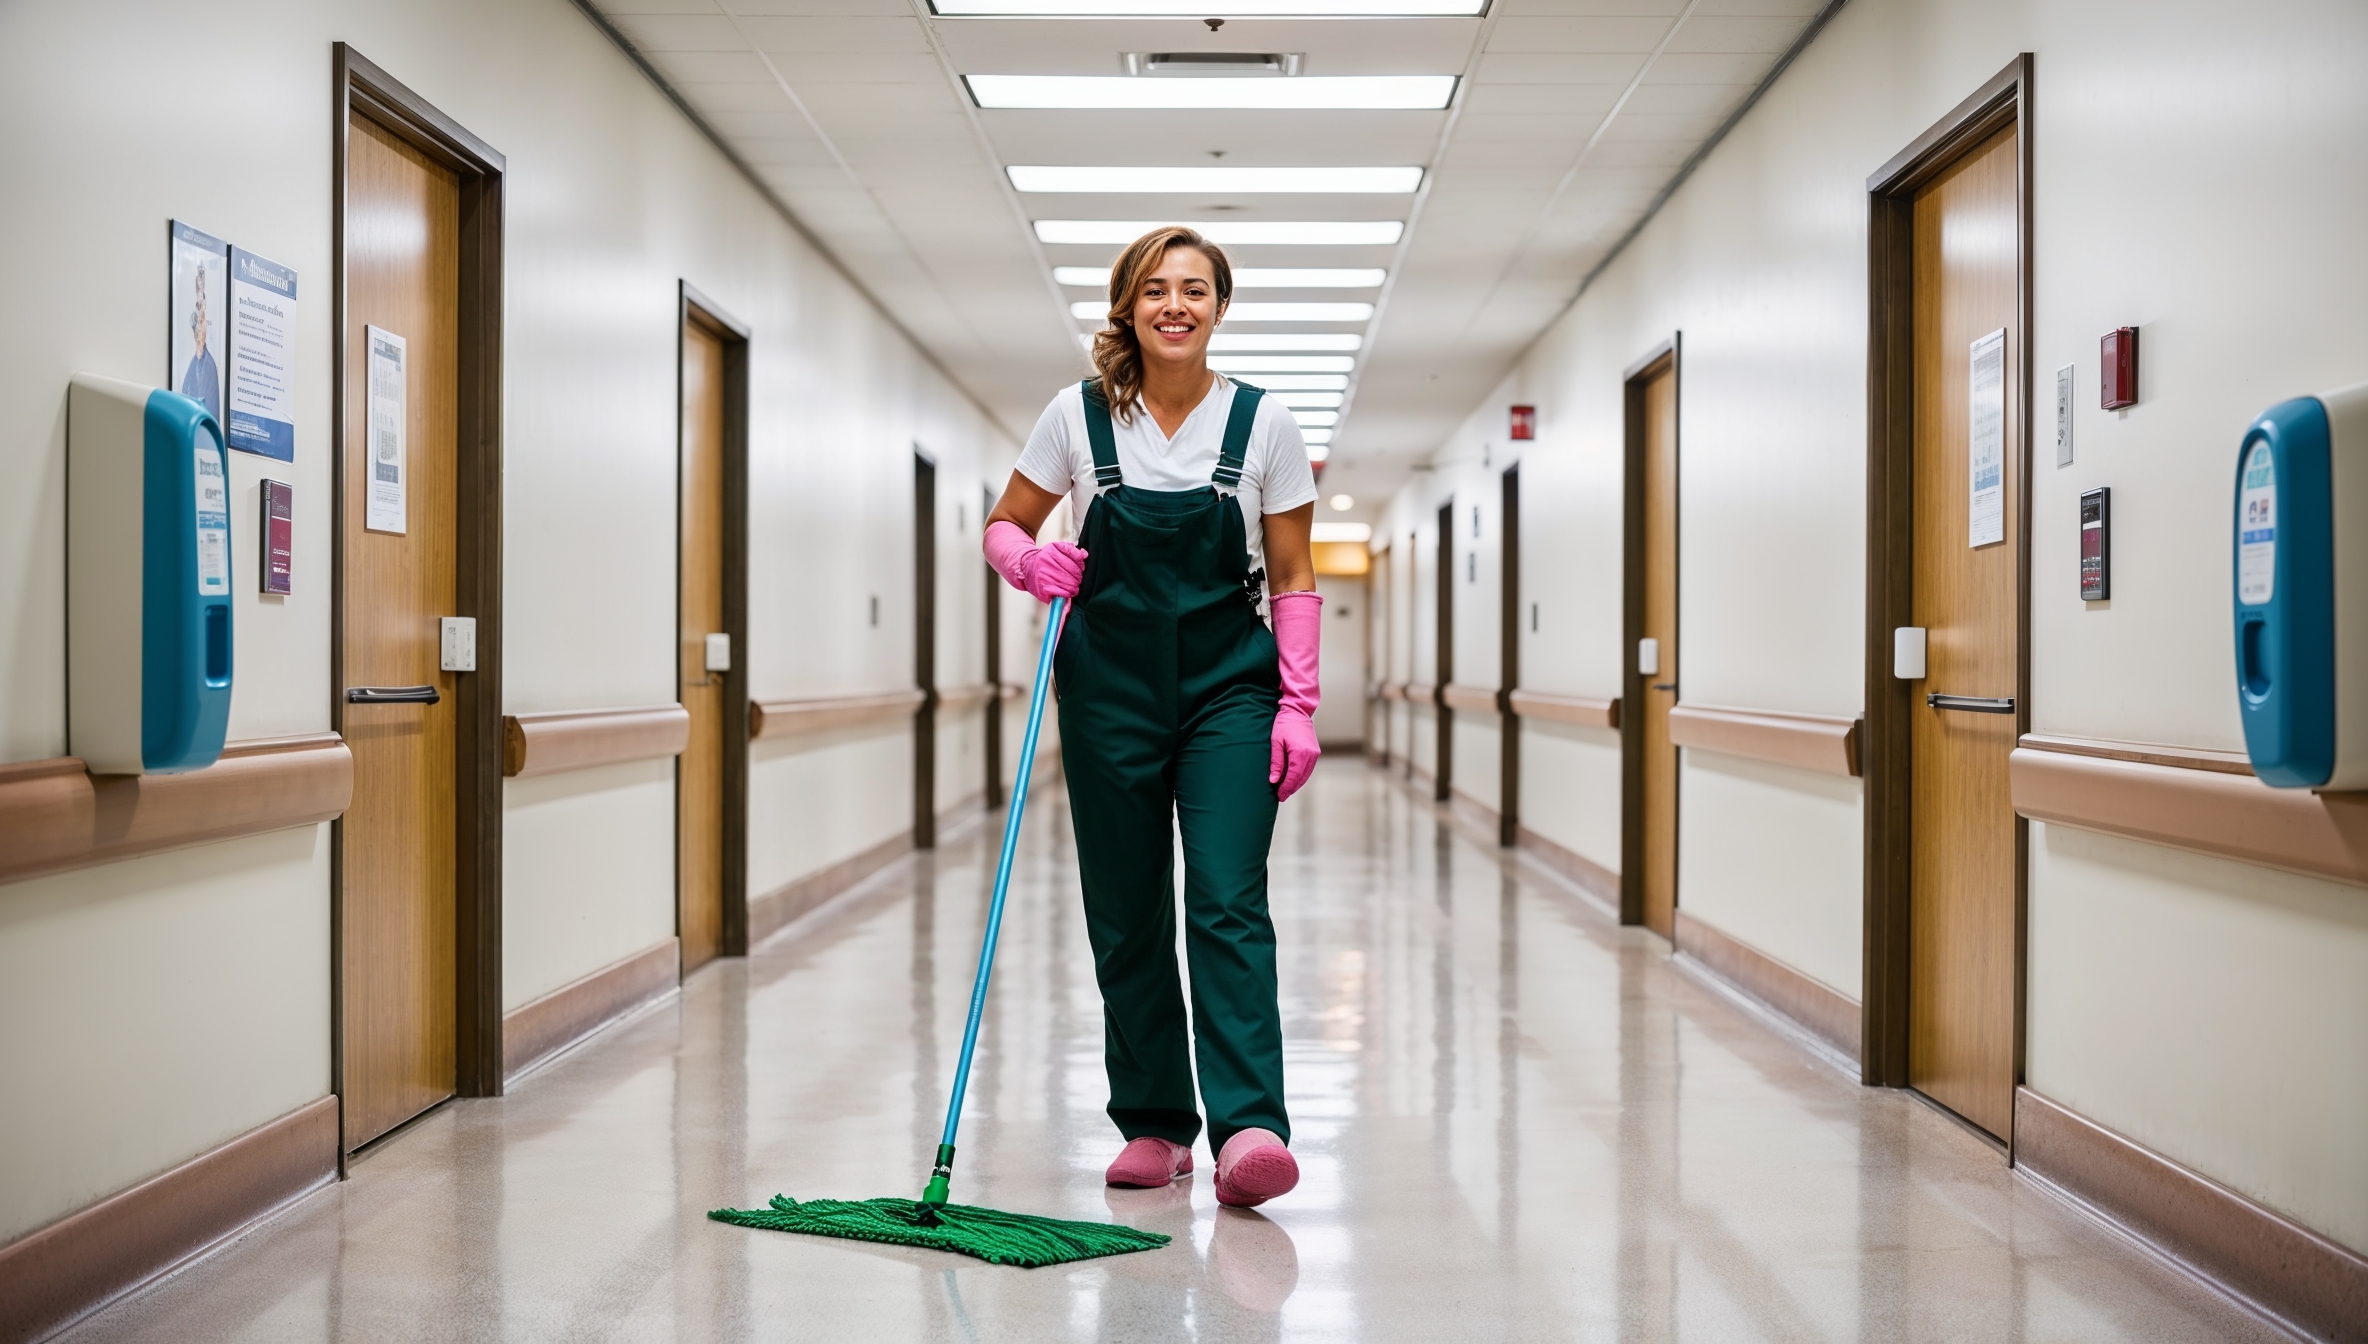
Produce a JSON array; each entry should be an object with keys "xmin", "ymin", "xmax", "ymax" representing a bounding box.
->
[
  {"xmin": 1105, "ymin": 1136, "xmax": 1194, "ymax": 1188},
  {"xmin": 1214, "ymin": 1129, "xmax": 1298, "ymax": 1208}
]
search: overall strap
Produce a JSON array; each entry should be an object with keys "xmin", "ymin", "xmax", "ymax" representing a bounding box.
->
[
  {"xmin": 1080, "ymin": 379, "xmax": 1123, "ymax": 490},
  {"xmin": 1213, "ymin": 380, "xmax": 1263, "ymax": 490}
]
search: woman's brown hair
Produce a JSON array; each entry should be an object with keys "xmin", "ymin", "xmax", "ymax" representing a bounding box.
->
[{"xmin": 1089, "ymin": 226, "xmax": 1232, "ymax": 425}]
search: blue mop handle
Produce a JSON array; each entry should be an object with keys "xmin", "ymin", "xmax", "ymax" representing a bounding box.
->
[{"xmin": 939, "ymin": 596, "xmax": 1063, "ymax": 1153}]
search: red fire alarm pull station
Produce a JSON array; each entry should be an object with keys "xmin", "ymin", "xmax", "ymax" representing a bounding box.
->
[
  {"xmin": 1509, "ymin": 405, "xmax": 1536, "ymax": 440},
  {"xmin": 261, "ymin": 479, "xmax": 293, "ymax": 594},
  {"xmin": 2100, "ymin": 327, "xmax": 2138, "ymax": 409}
]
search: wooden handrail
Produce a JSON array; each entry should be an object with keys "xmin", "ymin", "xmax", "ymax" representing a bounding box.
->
[
  {"xmin": 1668, "ymin": 704, "xmax": 1862, "ymax": 777},
  {"xmin": 1441, "ymin": 683, "xmax": 1502, "ymax": 714},
  {"xmin": 502, "ymin": 705, "xmax": 689, "ymax": 778},
  {"xmin": 934, "ymin": 683, "xmax": 997, "ymax": 713},
  {"xmin": 1506, "ymin": 689, "xmax": 1620, "ymax": 730},
  {"xmin": 2011, "ymin": 734, "xmax": 2367, "ymax": 887},
  {"xmin": 1403, "ymin": 682, "xmax": 1439, "ymax": 705},
  {"xmin": 750, "ymin": 689, "xmax": 926, "ymax": 740},
  {"xmin": 0, "ymin": 734, "xmax": 353, "ymax": 887}
]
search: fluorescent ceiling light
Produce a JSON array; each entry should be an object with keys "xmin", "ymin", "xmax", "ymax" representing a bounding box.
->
[
  {"xmin": 1230, "ymin": 373, "xmax": 1347, "ymax": 391},
  {"xmin": 1290, "ymin": 409, "xmax": 1341, "ymax": 427},
  {"xmin": 1209, "ymin": 356, "xmax": 1356, "ymax": 373},
  {"xmin": 969, "ymin": 75, "xmax": 1455, "ymax": 111},
  {"xmin": 1008, "ymin": 166, "xmax": 1420, "ymax": 194},
  {"xmin": 1306, "ymin": 442, "xmax": 1331, "ymax": 460},
  {"xmin": 1055, "ymin": 268, "xmax": 1384, "ymax": 290},
  {"xmin": 1209, "ymin": 333, "xmax": 1362, "ymax": 352},
  {"xmin": 1310, "ymin": 521, "xmax": 1372, "ymax": 543},
  {"xmin": 939, "ymin": 0, "xmax": 1482, "ymax": 13},
  {"xmin": 1226, "ymin": 303, "xmax": 1373, "ymax": 322},
  {"xmin": 1272, "ymin": 392, "xmax": 1345, "ymax": 409},
  {"xmin": 1035, "ymin": 220, "xmax": 1403, "ymax": 246},
  {"xmin": 1069, "ymin": 301, "xmax": 1372, "ymax": 322}
]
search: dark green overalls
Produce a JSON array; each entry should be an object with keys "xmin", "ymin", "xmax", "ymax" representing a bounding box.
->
[{"xmin": 1056, "ymin": 378, "xmax": 1290, "ymax": 1155}]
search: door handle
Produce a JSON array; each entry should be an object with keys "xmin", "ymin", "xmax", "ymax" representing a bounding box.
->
[
  {"xmin": 1926, "ymin": 693, "xmax": 2014, "ymax": 714},
  {"xmin": 346, "ymin": 685, "xmax": 441, "ymax": 704},
  {"xmin": 1651, "ymin": 683, "xmax": 1677, "ymax": 692}
]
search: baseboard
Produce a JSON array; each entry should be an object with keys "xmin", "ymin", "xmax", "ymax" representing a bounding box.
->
[
  {"xmin": 2013, "ymin": 1087, "xmax": 2368, "ymax": 1343},
  {"xmin": 0, "ymin": 1095, "xmax": 337, "ymax": 1343},
  {"xmin": 502, "ymin": 937, "xmax": 680, "ymax": 1084},
  {"xmin": 747, "ymin": 829, "xmax": 913, "ymax": 947},
  {"xmin": 936, "ymin": 789, "xmax": 985, "ymax": 836},
  {"xmin": 1515, "ymin": 823, "xmax": 1621, "ymax": 911},
  {"xmin": 1672, "ymin": 910, "xmax": 1861, "ymax": 1063}
]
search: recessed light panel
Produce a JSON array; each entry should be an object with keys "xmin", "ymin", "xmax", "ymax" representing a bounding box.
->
[
  {"xmin": 1035, "ymin": 220, "xmax": 1404, "ymax": 245},
  {"xmin": 1070, "ymin": 300, "xmax": 1372, "ymax": 321},
  {"xmin": 1209, "ymin": 334, "xmax": 1363, "ymax": 352},
  {"xmin": 1310, "ymin": 521, "xmax": 1373, "ymax": 542},
  {"xmin": 1290, "ymin": 409, "xmax": 1341, "ymax": 427},
  {"xmin": 1272, "ymin": 392, "xmax": 1345, "ymax": 408},
  {"xmin": 1225, "ymin": 374, "xmax": 1348, "ymax": 391},
  {"xmin": 1209, "ymin": 356, "xmax": 1356, "ymax": 373},
  {"xmin": 939, "ymin": 0, "xmax": 1482, "ymax": 13},
  {"xmin": 1056, "ymin": 267, "xmax": 1386, "ymax": 290},
  {"xmin": 1008, "ymin": 166, "xmax": 1421, "ymax": 194},
  {"xmin": 969, "ymin": 75, "xmax": 1455, "ymax": 110}
]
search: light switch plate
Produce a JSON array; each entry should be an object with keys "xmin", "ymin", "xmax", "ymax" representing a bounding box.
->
[
  {"xmin": 441, "ymin": 616, "xmax": 476, "ymax": 672},
  {"xmin": 705, "ymin": 632, "xmax": 731, "ymax": 673},
  {"xmin": 2055, "ymin": 365, "xmax": 2075, "ymax": 466},
  {"xmin": 1894, "ymin": 626, "xmax": 1927, "ymax": 680},
  {"xmin": 1637, "ymin": 637, "xmax": 1660, "ymax": 676}
]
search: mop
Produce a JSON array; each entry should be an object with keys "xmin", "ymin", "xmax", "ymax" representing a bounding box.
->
[{"xmin": 710, "ymin": 597, "xmax": 1171, "ymax": 1268}]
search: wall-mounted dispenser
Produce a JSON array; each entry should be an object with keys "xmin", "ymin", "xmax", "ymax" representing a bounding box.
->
[
  {"xmin": 2233, "ymin": 382, "xmax": 2368, "ymax": 788},
  {"xmin": 69, "ymin": 373, "xmax": 233, "ymax": 774}
]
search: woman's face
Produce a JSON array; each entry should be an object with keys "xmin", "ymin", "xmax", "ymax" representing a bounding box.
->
[{"xmin": 1128, "ymin": 246, "xmax": 1225, "ymax": 371}]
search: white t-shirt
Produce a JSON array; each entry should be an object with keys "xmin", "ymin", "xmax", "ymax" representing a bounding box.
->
[{"xmin": 1015, "ymin": 376, "xmax": 1319, "ymax": 600}]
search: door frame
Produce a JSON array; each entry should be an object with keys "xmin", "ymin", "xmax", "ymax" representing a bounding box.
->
[
  {"xmin": 329, "ymin": 45, "xmax": 508, "ymax": 1124},
  {"xmin": 1432, "ymin": 500, "xmax": 1453, "ymax": 802},
  {"xmin": 983, "ymin": 486, "xmax": 1005, "ymax": 811},
  {"xmin": 1497, "ymin": 464, "xmax": 1521, "ymax": 846},
  {"xmin": 1619, "ymin": 335, "xmax": 1679, "ymax": 928},
  {"xmin": 1860, "ymin": 54, "xmax": 2035, "ymax": 1092},
  {"xmin": 676, "ymin": 283, "xmax": 752, "ymax": 956},
  {"xmin": 913, "ymin": 447, "xmax": 938, "ymax": 848}
]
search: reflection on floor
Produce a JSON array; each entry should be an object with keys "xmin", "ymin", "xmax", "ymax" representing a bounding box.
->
[{"xmin": 67, "ymin": 758, "xmax": 2278, "ymax": 1342}]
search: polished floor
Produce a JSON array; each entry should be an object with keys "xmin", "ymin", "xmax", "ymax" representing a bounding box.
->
[{"xmin": 69, "ymin": 759, "xmax": 2278, "ymax": 1342}]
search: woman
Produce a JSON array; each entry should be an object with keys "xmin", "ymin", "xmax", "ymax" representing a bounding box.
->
[{"xmin": 982, "ymin": 226, "xmax": 1321, "ymax": 1209}]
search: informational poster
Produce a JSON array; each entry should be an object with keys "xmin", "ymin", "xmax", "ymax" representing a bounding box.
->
[
  {"xmin": 2238, "ymin": 439, "xmax": 2276, "ymax": 605},
  {"xmin": 2054, "ymin": 364, "xmax": 2075, "ymax": 468},
  {"xmin": 225, "ymin": 249, "xmax": 298, "ymax": 460},
  {"xmin": 1967, "ymin": 328, "xmax": 2007, "ymax": 548},
  {"xmin": 364, "ymin": 326, "xmax": 408, "ymax": 534},
  {"xmin": 169, "ymin": 221, "xmax": 228, "ymax": 426}
]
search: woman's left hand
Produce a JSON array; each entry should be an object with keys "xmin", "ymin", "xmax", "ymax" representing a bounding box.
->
[{"xmin": 1270, "ymin": 708, "xmax": 1321, "ymax": 801}]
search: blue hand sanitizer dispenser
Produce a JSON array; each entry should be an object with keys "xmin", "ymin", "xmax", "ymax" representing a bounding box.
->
[
  {"xmin": 68, "ymin": 374, "xmax": 234, "ymax": 774},
  {"xmin": 2233, "ymin": 381, "xmax": 2368, "ymax": 788}
]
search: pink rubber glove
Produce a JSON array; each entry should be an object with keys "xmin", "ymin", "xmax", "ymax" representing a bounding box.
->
[
  {"xmin": 984, "ymin": 519, "xmax": 1086, "ymax": 603},
  {"xmin": 1269, "ymin": 590, "xmax": 1323, "ymax": 800}
]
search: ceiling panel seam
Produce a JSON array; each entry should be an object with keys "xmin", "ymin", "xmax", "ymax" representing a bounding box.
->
[
  {"xmin": 1448, "ymin": 0, "xmax": 1704, "ymax": 349},
  {"xmin": 1340, "ymin": 0, "xmax": 1506, "ymax": 447},
  {"xmin": 901, "ymin": 0, "xmax": 1086, "ymax": 365},
  {"xmin": 714, "ymin": 0, "xmax": 990, "ymax": 343},
  {"xmin": 565, "ymin": 0, "xmax": 1029, "ymax": 445}
]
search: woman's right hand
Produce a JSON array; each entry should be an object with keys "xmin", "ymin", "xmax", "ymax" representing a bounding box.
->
[{"xmin": 984, "ymin": 519, "xmax": 1087, "ymax": 603}]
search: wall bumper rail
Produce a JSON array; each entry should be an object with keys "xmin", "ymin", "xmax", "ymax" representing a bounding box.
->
[
  {"xmin": 0, "ymin": 734, "xmax": 353, "ymax": 887},
  {"xmin": 502, "ymin": 704, "xmax": 690, "ymax": 778},
  {"xmin": 1506, "ymin": 689, "xmax": 1621, "ymax": 730},
  {"xmin": 1667, "ymin": 704, "xmax": 1861, "ymax": 776},
  {"xmin": 748, "ymin": 689, "xmax": 928, "ymax": 740}
]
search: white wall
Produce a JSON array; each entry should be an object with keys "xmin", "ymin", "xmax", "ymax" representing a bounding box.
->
[
  {"xmin": 0, "ymin": 0, "xmax": 1009, "ymax": 1243},
  {"xmin": 1312, "ymin": 573, "xmax": 1367, "ymax": 746},
  {"xmin": 1377, "ymin": 0, "xmax": 2368, "ymax": 1252}
]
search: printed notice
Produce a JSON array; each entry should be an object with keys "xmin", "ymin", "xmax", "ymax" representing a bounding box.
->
[
  {"xmin": 2238, "ymin": 439, "xmax": 2276, "ymax": 605},
  {"xmin": 365, "ymin": 326, "xmax": 407, "ymax": 534},
  {"xmin": 1968, "ymin": 328, "xmax": 2007, "ymax": 548},
  {"xmin": 195, "ymin": 440, "xmax": 230, "ymax": 595},
  {"xmin": 169, "ymin": 222, "xmax": 228, "ymax": 426},
  {"xmin": 226, "ymin": 249, "xmax": 298, "ymax": 460}
]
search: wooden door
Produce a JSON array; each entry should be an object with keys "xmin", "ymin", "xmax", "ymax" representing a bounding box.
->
[
  {"xmin": 913, "ymin": 454, "xmax": 937, "ymax": 847},
  {"xmin": 341, "ymin": 114, "xmax": 460, "ymax": 1151},
  {"xmin": 1907, "ymin": 125, "xmax": 2021, "ymax": 1140},
  {"xmin": 678, "ymin": 316, "xmax": 727, "ymax": 973},
  {"xmin": 1640, "ymin": 365, "xmax": 1679, "ymax": 938},
  {"xmin": 1434, "ymin": 501, "xmax": 1453, "ymax": 800}
]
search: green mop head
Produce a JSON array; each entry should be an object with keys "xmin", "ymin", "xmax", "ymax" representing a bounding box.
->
[{"xmin": 707, "ymin": 1195, "xmax": 1170, "ymax": 1269}]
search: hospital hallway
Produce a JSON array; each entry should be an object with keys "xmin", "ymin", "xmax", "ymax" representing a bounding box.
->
[{"xmin": 57, "ymin": 758, "xmax": 2274, "ymax": 1343}]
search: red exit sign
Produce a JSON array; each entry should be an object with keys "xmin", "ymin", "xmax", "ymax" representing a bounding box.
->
[{"xmin": 1509, "ymin": 405, "xmax": 1536, "ymax": 440}]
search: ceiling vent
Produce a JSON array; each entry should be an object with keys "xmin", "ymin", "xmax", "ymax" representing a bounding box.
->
[{"xmin": 1123, "ymin": 52, "xmax": 1304, "ymax": 77}]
